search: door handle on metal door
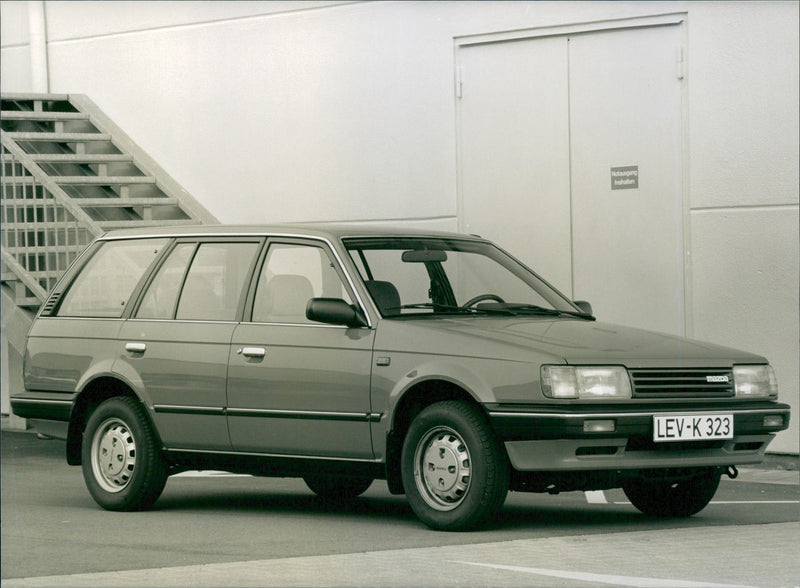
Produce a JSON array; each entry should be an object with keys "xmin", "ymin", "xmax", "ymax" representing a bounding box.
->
[
  {"xmin": 240, "ymin": 347, "xmax": 266, "ymax": 359},
  {"xmin": 125, "ymin": 342, "xmax": 147, "ymax": 353}
]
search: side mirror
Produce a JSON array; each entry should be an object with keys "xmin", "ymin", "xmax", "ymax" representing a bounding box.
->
[
  {"xmin": 306, "ymin": 298, "xmax": 367, "ymax": 328},
  {"xmin": 574, "ymin": 300, "xmax": 593, "ymax": 316}
]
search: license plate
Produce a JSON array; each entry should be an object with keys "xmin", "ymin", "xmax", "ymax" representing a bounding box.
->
[{"xmin": 653, "ymin": 414, "xmax": 734, "ymax": 442}]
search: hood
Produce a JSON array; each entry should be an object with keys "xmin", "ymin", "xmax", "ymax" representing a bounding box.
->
[{"xmin": 380, "ymin": 316, "xmax": 767, "ymax": 368}]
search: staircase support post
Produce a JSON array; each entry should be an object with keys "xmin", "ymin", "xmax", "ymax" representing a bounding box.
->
[{"xmin": 28, "ymin": 1, "xmax": 50, "ymax": 94}]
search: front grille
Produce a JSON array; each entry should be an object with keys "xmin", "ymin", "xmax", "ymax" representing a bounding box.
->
[{"xmin": 629, "ymin": 368, "xmax": 735, "ymax": 398}]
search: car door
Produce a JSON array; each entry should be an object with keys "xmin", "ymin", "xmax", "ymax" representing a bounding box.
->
[
  {"xmin": 227, "ymin": 239, "xmax": 376, "ymax": 459},
  {"xmin": 115, "ymin": 238, "xmax": 262, "ymax": 450}
]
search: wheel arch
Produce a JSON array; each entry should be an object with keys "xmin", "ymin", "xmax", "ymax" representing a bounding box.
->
[
  {"xmin": 384, "ymin": 378, "xmax": 487, "ymax": 494},
  {"xmin": 66, "ymin": 375, "xmax": 155, "ymax": 465}
]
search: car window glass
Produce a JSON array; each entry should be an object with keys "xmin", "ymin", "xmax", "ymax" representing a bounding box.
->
[
  {"xmin": 345, "ymin": 238, "xmax": 572, "ymax": 316},
  {"xmin": 353, "ymin": 249, "xmax": 430, "ymax": 307},
  {"xmin": 251, "ymin": 243, "xmax": 352, "ymax": 324},
  {"xmin": 175, "ymin": 242, "xmax": 259, "ymax": 321},
  {"xmin": 450, "ymin": 252, "xmax": 547, "ymax": 306},
  {"xmin": 359, "ymin": 249, "xmax": 551, "ymax": 311},
  {"xmin": 58, "ymin": 238, "xmax": 168, "ymax": 318},
  {"xmin": 136, "ymin": 243, "xmax": 195, "ymax": 319}
]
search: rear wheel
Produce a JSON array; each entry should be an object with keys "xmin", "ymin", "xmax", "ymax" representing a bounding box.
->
[
  {"xmin": 81, "ymin": 396, "xmax": 168, "ymax": 511},
  {"xmin": 304, "ymin": 476, "xmax": 373, "ymax": 502},
  {"xmin": 622, "ymin": 468, "xmax": 721, "ymax": 517},
  {"xmin": 401, "ymin": 401, "xmax": 509, "ymax": 531}
]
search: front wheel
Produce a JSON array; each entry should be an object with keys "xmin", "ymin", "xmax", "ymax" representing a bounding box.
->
[
  {"xmin": 622, "ymin": 468, "xmax": 721, "ymax": 518},
  {"xmin": 401, "ymin": 401, "xmax": 509, "ymax": 531},
  {"xmin": 81, "ymin": 396, "xmax": 168, "ymax": 511}
]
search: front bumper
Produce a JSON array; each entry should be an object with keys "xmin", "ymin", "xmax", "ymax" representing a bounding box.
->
[{"xmin": 488, "ymin": 401, "xmax": 790, "ymax": 472}]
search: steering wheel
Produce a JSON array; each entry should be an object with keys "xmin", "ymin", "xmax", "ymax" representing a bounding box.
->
[{"xmin": 461, "ymin": 293, "xmax": 505, "ymax": 308}]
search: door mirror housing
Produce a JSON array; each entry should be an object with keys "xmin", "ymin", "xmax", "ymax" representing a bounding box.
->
[
  {"xmin": 306, "ymin": 298, "xmax": 367, "ymax": 328},
  {"xmin": 574, "ymin": 300, "xmax": 593, "ymax": 316}
]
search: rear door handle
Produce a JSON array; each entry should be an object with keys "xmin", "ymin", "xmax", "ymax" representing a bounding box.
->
[
  {"xmin": 125, "ymin": 342, "xmax": 147, "ymax": 353},
  {"xmin": 240, "ymin": 347, "xmax": 266, "ymax": 359}
]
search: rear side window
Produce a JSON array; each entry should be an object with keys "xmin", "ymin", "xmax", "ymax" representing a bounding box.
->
[
  {"xmin": 174, "ymin": 242, "xmax": 260, "ymax": 321},
  {"xmin": 58, "ymin": 239, "xmax": 168, "ymax": 318},
  {"xmin": 136, "ymin": 243, "xmax": 195, "ymax": 319}
]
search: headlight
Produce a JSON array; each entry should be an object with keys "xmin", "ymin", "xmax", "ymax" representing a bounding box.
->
[
  {"xmin": 541, "ymin": 366, "xmax": 632, "ymax": 399},
  {"xmin": 733, "ymin": 365, "xmax": 778, "ymax": 398}
]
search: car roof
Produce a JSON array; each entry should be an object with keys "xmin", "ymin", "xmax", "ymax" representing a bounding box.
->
[{"xmin": 99, "ymin": 223, "xmax": 485, "ymax": 243}]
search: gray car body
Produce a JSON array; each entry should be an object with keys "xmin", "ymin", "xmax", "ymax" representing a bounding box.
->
[{"xmin": 14, "ymin": 224, "xmax": 791, "ymax": 489}]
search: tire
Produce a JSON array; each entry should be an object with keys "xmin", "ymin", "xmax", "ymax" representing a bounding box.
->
[
  {"xmin": 81, "ymin": 396, "xmax": 168, "ymax": 511},
  {"xmin": 401, "ymin": 401, "xmax": 509, "ymax": 531},
  {"xmin": 622, "ymin": 468, "xmax": 721, "ymax": 518},
  {"xmin": 304, "ymin": 475, "xmax": 373, "ymax": 502}
]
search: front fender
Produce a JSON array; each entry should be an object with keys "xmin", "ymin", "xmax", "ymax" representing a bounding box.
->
[{"xmin": 370, "ymin": 353, "xmax": 539, "ymax": 460}]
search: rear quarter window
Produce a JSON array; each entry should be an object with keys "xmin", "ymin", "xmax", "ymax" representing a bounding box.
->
[{"xmin": 57, "ymin": 239, "xmax": 168, "ymax": 318}]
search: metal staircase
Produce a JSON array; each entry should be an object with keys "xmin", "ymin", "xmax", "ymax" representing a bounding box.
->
[
  {"xmin": 1, "ymin": 93, "xmax": 217, "ymax": 308},
  {"xmin": 1, "ymin": 93, "xmax": 217, "ymax": 424}
]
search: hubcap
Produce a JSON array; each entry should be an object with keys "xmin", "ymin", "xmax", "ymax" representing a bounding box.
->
[
  {"xmin": 91, "ymin": 418, "xmax": 136, "ymax": 493},
  {"xmin": 414, "ymin": 427, "xmax": 471, "ymax": 511}
]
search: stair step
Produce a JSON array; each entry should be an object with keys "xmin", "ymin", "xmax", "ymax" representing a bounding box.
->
[
  {"xmin": 1, "ymin": 110, "xmax": 89, "ymax": 121},
  {"xmin": 4, "ymin": 132, "xmax": 112, "ymax": 142},
  {"xmin": 54, "ymin": 176, "xmax": 155, "ymax": 185},
  {"xmin": 0, "ymin": 284, "xmax": 43, "ymax": 308},
  {"xmin": 1, "ymin": 93, "xmax": 71, "ymax": 102},
  {"xmin": 74, "ymin": 197, "xmax": 177, "ymax": 207},
  {"xmin": 2, "ymin": 221, "xmax": 95, "ymax": 231},
  {"xmin": 15, "ymin": 297, "xmax": 44, "ymax": 308},
  {"xmin": 96, "ymin": 219, "xmax": 199, "ymax": 230},
  {"xmin": 28, "ymin": 154, "xmax": 132, "ymax": 163},
  {"xmin": 1, "ymin": 268, "xmax": 63, "ymax": 279}
]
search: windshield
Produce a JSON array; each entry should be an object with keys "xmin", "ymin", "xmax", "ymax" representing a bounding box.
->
[{"xmin": 343, "ymin": 237, "xmax": 584, "ymax": 318}]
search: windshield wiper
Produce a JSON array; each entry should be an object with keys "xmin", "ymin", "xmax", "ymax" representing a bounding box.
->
[
  {"xmin": 388, "ymin": 303, "xmax": 504, "ymax": 315},
  {"xmin": 490, "ymin": 303, "xmax": 595, "ymax": 320},
  {"xmin": 386, "ymin": 302, "xmax": 594, "ymax": 320}
]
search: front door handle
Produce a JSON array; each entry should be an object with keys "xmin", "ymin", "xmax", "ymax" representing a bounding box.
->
[
  {"xmin": 125, "ymin": 342, "xmax": 147, "ymax": 353},
  {"xmin": 239, "ymin": 347, "xmax": 266, "ymax": 359}
]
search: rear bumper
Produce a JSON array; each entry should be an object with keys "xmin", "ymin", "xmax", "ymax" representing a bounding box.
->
[
  {"xmin": 10, "ymin": 392, "xmax": 75, "ymax": 421},
  {"xmin": 488, "ymin": 401, "xmax": 790, "ymax": 472}
]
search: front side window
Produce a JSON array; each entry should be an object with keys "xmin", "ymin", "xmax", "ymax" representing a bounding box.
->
[
  {"xmin": 174, "ymin": 242, "xmax": 260, "ymax": 321},
  {"xmin": 251, "ymin": 243, "xmax": 353, "ymax": 324},
  {"xmin": 58, "ymin": 238, "xmax": 168, "ymax": 318}
]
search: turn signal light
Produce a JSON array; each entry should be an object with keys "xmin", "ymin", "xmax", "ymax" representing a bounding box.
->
[
  {"xmin": 763, "ymin": 415, "xmax": 784, "ymax": 428},
  {"xmin": 583, "ymin": 419, "xmax": 616, "ymax": 433}
]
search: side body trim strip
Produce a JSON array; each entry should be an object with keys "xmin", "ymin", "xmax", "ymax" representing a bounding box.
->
[{"xmin": 153, "ymin": 405, "xmax": 382, "ymax": 422}]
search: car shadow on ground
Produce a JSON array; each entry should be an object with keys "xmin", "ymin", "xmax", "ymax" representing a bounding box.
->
[
  {"xmin": 153, "ymin": 486, "xmax": 417, "ymax": 522},
  {"xmin": 148, "ymin": 479, "xmax": 668, "ymax": 533}
]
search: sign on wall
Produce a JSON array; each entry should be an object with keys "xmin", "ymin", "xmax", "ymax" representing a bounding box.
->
[{"xmin": 610, "ymin": 165, "xmax": 639, "ymax": 190}]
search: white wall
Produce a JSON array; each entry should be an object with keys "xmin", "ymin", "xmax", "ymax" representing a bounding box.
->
[
  {"xmin": 686, "ymin": 2, "xmax": 799, "ymax": 453},
  {"xmin": 1, "ymin": 0, "xmax": 797, "ymax": 452}
]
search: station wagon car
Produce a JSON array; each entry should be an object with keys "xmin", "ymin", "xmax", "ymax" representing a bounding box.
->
[{"xmin": 12, "ymin": 225, "xmax": 790, "ymax": 530}]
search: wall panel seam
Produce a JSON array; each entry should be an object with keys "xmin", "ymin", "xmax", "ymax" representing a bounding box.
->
[
  {"xmin": 690, "ymin": 204, "xmax": 799, "ymax": 214},
  {"xmin": 43, "ymin": 1, "xmax": 363, "ymax": 45}
]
